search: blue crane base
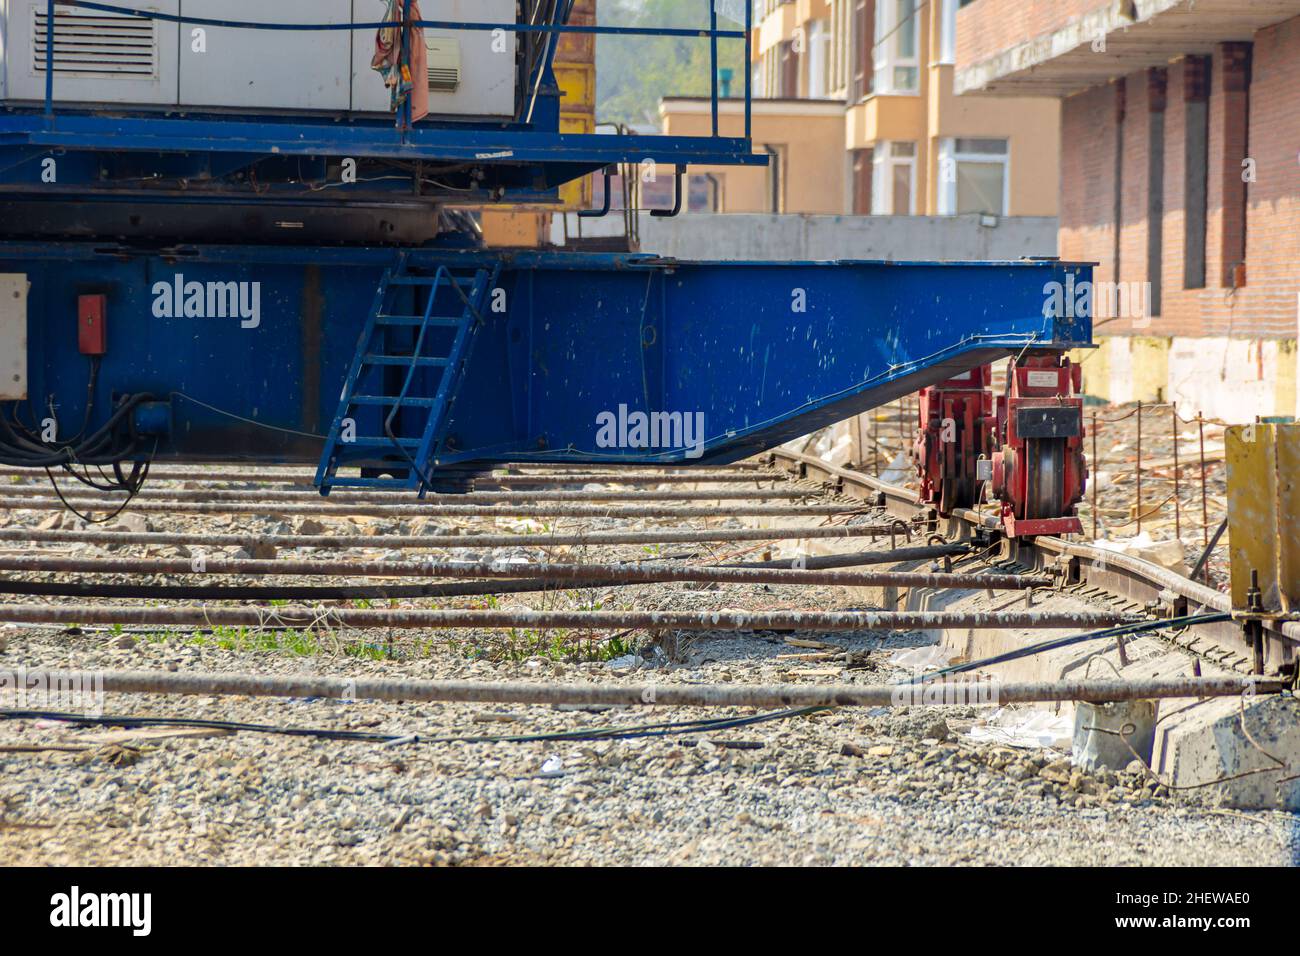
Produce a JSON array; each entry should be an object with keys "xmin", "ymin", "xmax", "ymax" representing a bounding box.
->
[{"xmin": 0, "ymin": 242, "xmax": 1092, "ymax": 488}]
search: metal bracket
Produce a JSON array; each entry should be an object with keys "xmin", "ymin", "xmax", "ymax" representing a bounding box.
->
[{"xmin": 651, "ymin": 165, "xmax": 684, "ymax": 218}]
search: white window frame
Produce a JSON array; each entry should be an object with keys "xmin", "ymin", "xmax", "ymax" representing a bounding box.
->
[
  {"xmin": 938, "ymin": 0, "xmax": 957, "ymax": 65},
  {"xmin": 806, "ymin": 19, "xmax": 831, "ymax": 99},
  {"xmin": 873, "ymin": 0, "xmax": 921, "ymax": 95},
  {"xmin": 871, "ymin": 141, "xmax": 917, "ymax": 215},
  {"xmin": 937, "ymin": 137, "xmax": 1011, "ymax": 216}
]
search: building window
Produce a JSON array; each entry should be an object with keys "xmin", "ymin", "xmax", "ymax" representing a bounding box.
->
[
  {"xmin": 688, "ymin": 174, "xmax": 722, "ymax": 214},
  {"xmin": 807, "ymin": 20, "xmax": 831, "ymax": 99},
  {"xmin": 778, "ymin": 39, "xmax": 799, "ymax": 97},
  {"xmin": 829, "ymin": 0, "xmax": 852, "ymax": 97},
  {"xmin": 851, "ymin": 148, "xmax": 874, "ymax": 214},
  {"xmin": 874, "ymin": 0, "xmax": 919, "ymax": 94},
  {"xmin": 938, "ymin": 137, "xmax": 1009, "ymax": 215},
  {"xmin": 852, "ymin": 0, "xmax": 874, "ymax": 101},
  {"xmin": 872, "ymin": 141, "xmax": 915, "ymax": 214}
]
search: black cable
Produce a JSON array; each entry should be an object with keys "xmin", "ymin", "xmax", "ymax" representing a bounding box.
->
[
  {"xmin": 902, "ymin": 612, "xmax": 1233, "ymax": 684},
  {"xmin": 0, "ymin": 705, "xmax": 823, "ymax": 746}
]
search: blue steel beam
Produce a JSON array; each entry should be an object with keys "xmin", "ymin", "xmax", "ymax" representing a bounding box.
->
[
  {"xmin": 0, "ymin": 113, "xmax": 763, "ymax": 168},
  {"xmin": 0, "ymin": 243, "xmax": 1091, "ymax": 471}
]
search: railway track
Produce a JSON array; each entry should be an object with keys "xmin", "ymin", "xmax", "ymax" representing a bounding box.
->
[
  {"xmin": 0, "ymin": 451, "xmax": 1281, "ymax": 700},
  {"xmin": 2, "ymin": 451, "xmax": 1293, "ymax": 867}
]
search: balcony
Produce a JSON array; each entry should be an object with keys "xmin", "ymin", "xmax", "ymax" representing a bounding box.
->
[{"xmin": 955, "ymin": 0, "xmax": 1300, "ymax": 96}]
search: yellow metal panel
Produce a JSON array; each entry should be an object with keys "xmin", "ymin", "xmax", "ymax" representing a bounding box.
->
[
  {"xmin": 554, "ymin": 64, "xmax": 595, "ymax": 111},
  {"xmin": 1226, "ymin": 423, "xmax": 1300, "ymax": 613}
]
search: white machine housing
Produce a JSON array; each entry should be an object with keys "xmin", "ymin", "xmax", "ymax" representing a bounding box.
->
[{"xmin": 0, "ymin": 0, "xmax": 517, "ymax": 117}]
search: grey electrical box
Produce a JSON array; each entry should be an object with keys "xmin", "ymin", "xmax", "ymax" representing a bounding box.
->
[
  {"xmin": 1, "ymin": 0, "xmax": 517, "ymax": 118},
  {"xmin": 3, "ymin": 0, "xmax": 181, "ymax": 105},
  {"xmin": 0, "ymin": 275, "xmax": 28, "ymax": 402},
  {"xmin": 179, "ymin": 0, "xmax": 353, "ymax": 111}
]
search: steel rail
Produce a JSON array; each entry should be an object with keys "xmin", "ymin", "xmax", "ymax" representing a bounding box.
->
[
  {"xmin": 0, "ymin": 523, "xmax": 905, "ymax": 551},
  {"xmin": 6, "ymin": 668, "xmax": 1279, "ymax": 707},
  {"xmin": 0, "ymin": 496, "xmax": 863, "ymax": 519},
  {"xmin": 0, "ymin": 603, "xmax": 1137, "ymax": 631},
  {"xmin": 769, "ymin": 448, "xmax": 1229, "ymax": 611},
  {"xmin": 0, "ymin": 554, "xmax": 1051, "ymax": 590},
  {"xmin": 765, "ymin": 447, "xmax": 1290, "ymax": 668}
]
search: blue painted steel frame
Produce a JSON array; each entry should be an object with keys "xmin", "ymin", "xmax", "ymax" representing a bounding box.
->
[{"xmin": 0, "ymin": 241, "xmax": 1092, "ymax": 469}]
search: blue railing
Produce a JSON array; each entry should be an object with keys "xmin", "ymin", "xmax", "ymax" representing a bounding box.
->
[{"xmin": 39, "ymin": 0, "xmax": 753, "ymax": 140}]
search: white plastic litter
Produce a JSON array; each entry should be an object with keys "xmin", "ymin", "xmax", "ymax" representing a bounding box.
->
[
  {"xmin": 967, "ymin": 707, "xmax": 1073, "ymax": 749},
  {"xmin": 540, "ymin": 755, "xmax": 564, "ymax": 777},
  {"xmin": 879, "ymin": 451, "xmax": 912, "ymax": 486},
  {"xmin": 889, "ymin": 644, "xmax": 955, "ymax": 673},
  {"xmin": 605, "ymin": 654, "xmax": 644, "ymax": 671},
  {"xmin": 1093, "ymin": 532, "xmax": 1189, "ymax": 575}
]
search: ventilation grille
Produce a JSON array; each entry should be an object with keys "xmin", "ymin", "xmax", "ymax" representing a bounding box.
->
[
  {"xmin": 33, "ymin": 6, "xmax": 157, "ymax": 78},
  {"xmin": 428, "ymin": 66, "xmax": 459, "ymax": 92},
  {"xmin": 425, "ymin": 37, "xmax": 461, "ymax": 93}
]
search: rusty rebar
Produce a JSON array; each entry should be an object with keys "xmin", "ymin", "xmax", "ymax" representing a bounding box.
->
[
  {"xmin": 0, "ymin": 468, "xmax": 785, "ymax": 487},
  {"xmin": 1091, "ymin": 410, "xmax": 1098, "ymax": 540},
  {"xmin": 0, "ymin": 486, "xmax": 809, "ymax": 504},
  {"xmin": 1135, "ymin": 399, "xmax": 1143, "ymax": 534},
  {"xmin": 0, "ymin": 554, "xmax": 1051, "ymax": 591},
  {"xmin": 1171, "ymin": 402, "xmax": 1181, "ymax": 540},
  {"xmin": 0, "ymin": 603, "xmax": 1138, "ymax": 632},
  {"xmin": 0, "ymin": 496, "xmax": 859, "ymax": 519},
  {"xmin": 1198, "ymin": 412, "xmax": 1209, "ymax": 585},
  {"xmin": 0, "ymin": 523, "xmax": 900, "ymax": 552},
  {"xmin": 3, "ymin": 668, "xmax": 1278, "ymax": 708}
]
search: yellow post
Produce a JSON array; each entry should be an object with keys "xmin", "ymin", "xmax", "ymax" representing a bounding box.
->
[{"xmin": 1226, "ymin": 423, "xmax": 1300, "ymax": 614}]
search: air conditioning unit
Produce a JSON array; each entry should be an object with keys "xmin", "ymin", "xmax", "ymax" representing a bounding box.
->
[{"xmin": 425, "ymin": 37, "xmax": 461, "ymax": 93}]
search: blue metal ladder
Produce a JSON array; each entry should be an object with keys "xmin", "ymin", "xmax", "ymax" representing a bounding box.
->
[{"xmin": 315, "ymin": 258, "xmax": 499, "ymax": 495}]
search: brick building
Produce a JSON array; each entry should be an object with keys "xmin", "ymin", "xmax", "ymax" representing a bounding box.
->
[{"xmin": 956, "ymin": 0, "xmax": 1300, "ymax": 421}]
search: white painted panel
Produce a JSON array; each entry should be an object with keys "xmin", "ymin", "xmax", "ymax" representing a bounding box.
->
[
  {"xmin": 351, "ymin": 0, "xmax": 516, "ymax": 118},
  {"xmin": 180, "ymin": 0, "xmax": 351, "ymax": 110},
  {"xmin": 5, "ymin": 0, "xmax": 180, "ymax": 105},
  {"xmin": 0, "ymin": 274, "xmax": 27, "ymax": 401}
]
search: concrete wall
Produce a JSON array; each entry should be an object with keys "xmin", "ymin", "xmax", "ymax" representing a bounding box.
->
[
  {"xmin": 1075, "ymin": 334, "xmax": 1298, "ymax": 421},
  {"xmin": 633, "ymin": 212, "xmax": 1059, "ymax": 262}
]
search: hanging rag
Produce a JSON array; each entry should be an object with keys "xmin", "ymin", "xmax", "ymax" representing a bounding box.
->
[{"xmin": 372, "ymin": 0, "xmax": 429, "ymax": 124}]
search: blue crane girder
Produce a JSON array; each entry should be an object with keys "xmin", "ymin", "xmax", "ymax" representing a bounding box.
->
[{"xmin": 0, "ymin": 242, "xmax": 1092, "ymax": 475}]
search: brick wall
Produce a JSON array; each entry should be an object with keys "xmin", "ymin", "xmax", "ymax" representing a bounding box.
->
[
  {"xmin": 1058, "ymin": 15, "xmax": 1300, "ymax": 339},
  {"xmin": 956, "ymin": 0, "xmax": 1110, "ymax": 74}
]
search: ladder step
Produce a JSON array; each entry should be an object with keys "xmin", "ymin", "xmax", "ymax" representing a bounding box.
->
[
  {"xmin": 388, "ymin": 275, "xmax": 479, "ymax": 287},
  {"xmin": 319, "ymin": 476, "xmax": 418, "ymax": 489},
  {"xmin": 362, "ymin": 354, "xmax": 450, "ymax": 367},
  {"xmin": 349, "ymin": 395, "xmax": 439, "ymax": 407},
  {"xmin": 375, "ymin": 314, "xmax": 467, "ymax": 327}
]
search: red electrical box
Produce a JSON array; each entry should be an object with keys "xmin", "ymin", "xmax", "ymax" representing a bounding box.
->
[{"xmin": 78, "ymin": 294, "xmax": 107, "ymax": 355}]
